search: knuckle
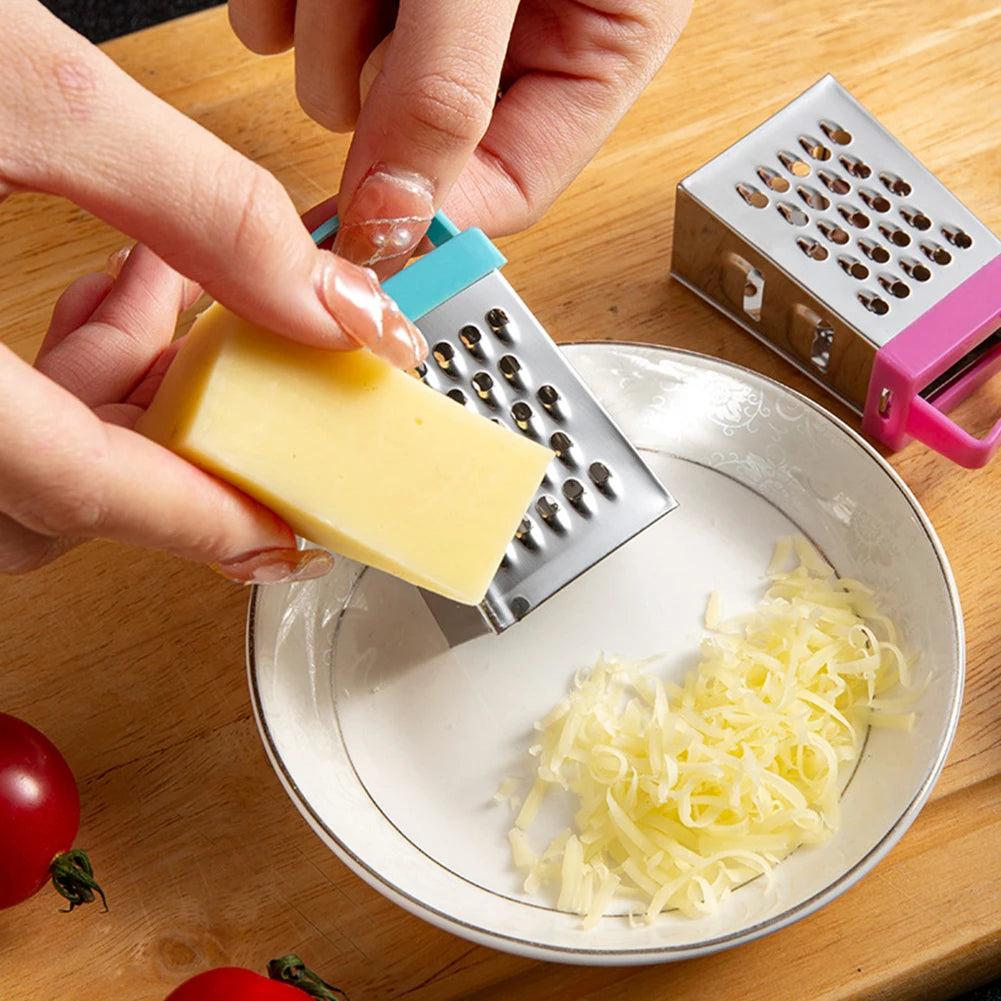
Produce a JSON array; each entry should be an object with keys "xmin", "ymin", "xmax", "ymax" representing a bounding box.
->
[
  {"xmin": 406, "ymin": 65, "xmax": 496, "ymax": 148},
  {"xmin": 26, "ymin": 483, "xmax": 108, "ymax": 538}
]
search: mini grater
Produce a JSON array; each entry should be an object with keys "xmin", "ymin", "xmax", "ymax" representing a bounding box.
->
[
  {"xmin": 311, "ymin": 212, "xmax": 677, "ymax": 641},
  {"xmin": 672, "ymin": 74, "xmax": 1001, "ymax": 468}
]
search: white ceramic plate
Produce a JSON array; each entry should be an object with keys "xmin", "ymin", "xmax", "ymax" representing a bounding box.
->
[{"xmin": 247, "ymin": 343, "xmax": 963, "ymax": 965}]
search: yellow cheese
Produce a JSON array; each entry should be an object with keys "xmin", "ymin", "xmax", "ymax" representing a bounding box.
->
[{"xmin": 137, "ymin": 304, "xmax": 553, "ymax": 603}]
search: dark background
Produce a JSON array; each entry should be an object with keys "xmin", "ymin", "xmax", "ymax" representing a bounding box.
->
[
  {"xmin": 32, "ymin": 3, "xmax": 1001, "ymax": 999},
  {"xmin": 42, "ymin": 0, "xmax": 222, "ymax": 42}
]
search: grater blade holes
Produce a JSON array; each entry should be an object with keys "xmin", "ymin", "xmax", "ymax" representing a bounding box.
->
[
  {"xmin": 562, "ymin": 478, "xmax": 589, "ymax": 514},
  {"xmin": 878, "ymin": 274, "xmax": 911, "ymax": 298},
  {"xmin": 511, "ymin": 401, "xmax": 536, "ymax": 434},
  {"xmin": 796, "ymin": 184, "xmax": 830, "ymax": 210},
  {"xmin": 536, "ymin": 494, "xmax": 563, "ymax": 531},
  {"xmin": 879, "ymin": 171, "xmax": 912, "ymax": 197},
  {"xmin": 471, "ymin": 370, "xmax": 496, "ymax": 405},
  {"xmin": 799, "ymin": 135, "xmax": 832, "ymax": 161},
  {"xmin": 921, "ymin": 240, "xmax": 952, "ymax": 265},
  {"xmin": 900, "ymin": 207, "xmax": 932, "ymax": 231},
  {"xmin": 778, "ymin": 151, "xmax": 811, "ymax": 176},
  {"xmin": 537, "ymin": 384, "xmax": 562, "ymax": 418},
  {"xmin": 839, "ymin": 154, "xmax": 871, "ymax": 179},
  {"xmin": 550, "ymin": 431, "xmax": 574, "ymax": 464},
  {"xmin": 838, "ymin": 255, "xmax": 869, "ymax": 280},
  {"xmin": 797, "ymin": 236, "xmax": 828, "ymax": 260},
  {"xmin": 756, "ymin": 166, "xmax": 790, "ymax": 192},
  {"xmin": 446, "ymin": 387, "xmax": 467, "ymax": 405},
  {"xmin": 859, "ymin": 292, "xmax": 890, "ymax": 315},
  {"xmin": 818, "ymin": 169, "xmax": 851, "ymax": 195},
  {"xmin": 588, "ymin": 461, "xmax": 614, "ymax": 495},
  {"xmin": 859, "ymin": 188, "xmax": 892, "ymax": 213},
  {"xmin": 486, "ymin": 307, "xmax": 513, "ymax": 340},
  {"xmin": 879, "ymin": 222, "xmax": 911, "ymax": 247},
  {"xmin": 900, "ymin": 258, "xmax": 932, "ymax": 282},
  {"xmin": 497, "ymin": 354, "xmax": 523, "ymax": 386},
  {"xmin": 819, "ymin": 120, "xmax": 852, "ymax": 145},
  {"xmin": 859, "ymin": 238, "xmax": 891, "ymax": 264},
  {"xmin": 942, "ymin": 225, "xmax": 974, "ymax": 249},
  {"xmin": 737, "ymin": 182, "xmax": 769, "ymax": 208},
  {"xmin": 817, "ymin": 219, "xmax": 850, "ymax": 245},
  {"xmin": 777, "ymin": 201, "xmax": 809, "ymax": 226},
  {"xmin": 433, "ymin": 340, "xmax": 458, "ymax": 374},
  {"xmin": 459, "ymin": 324, "xmax": 483, "ymax": 356},
  {"xmin": 837, "ymin": 204, "xmax": 870, "ymax": 229}
]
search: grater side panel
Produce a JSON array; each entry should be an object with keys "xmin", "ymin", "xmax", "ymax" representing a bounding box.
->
[
  {"xmin": 680, "ymin": 75, "xmax": 1001, "ymax": 345},
  {"xmin": 415, "ymin": 270, "xmax": 677, "ymax": 636},
  {"xmin": 672, "ymin": 185, "xmax": 876, "ymax": 415}
]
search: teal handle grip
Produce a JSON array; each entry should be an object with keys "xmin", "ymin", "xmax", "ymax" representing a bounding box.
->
[{"xmin": 309, "ymin": 210, "xmax": 505, "ymax": 321}]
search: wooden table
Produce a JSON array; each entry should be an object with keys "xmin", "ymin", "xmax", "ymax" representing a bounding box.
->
[{"xmin": 3, "ymin": 3, "xmax": 1001, "ymax": 998}]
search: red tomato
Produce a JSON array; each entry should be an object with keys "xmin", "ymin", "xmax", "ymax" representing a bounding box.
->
[
  {"xmin": 164, "ymin": 968, "xmax": 305, "ymax": 1000},
  {"xmin": 0, "ymin": 712, "xmax": 103, "ymax": 910},
  {"xmin": 164, "ymin": 958, "xmax": 348, "ymax": 1000}
]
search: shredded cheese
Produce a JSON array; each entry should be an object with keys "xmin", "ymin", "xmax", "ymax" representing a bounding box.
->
[{"xmin": 508, "ymin": 536, "xmax": 915, "ymax": 924}]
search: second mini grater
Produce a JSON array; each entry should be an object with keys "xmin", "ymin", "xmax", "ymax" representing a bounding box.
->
[
  {"xmin": 672, "ymin": 74, "xmax": 1001, "ymax": 468},
  {"xmin": 312, "ymin": 212, "xmax": 677, "ymax": 641}
]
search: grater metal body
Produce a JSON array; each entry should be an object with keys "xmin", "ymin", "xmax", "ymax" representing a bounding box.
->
[
  {"xmin": 311, "ymin": 212, "xmax": 677, "ymax": 641},
  {"xmin": 672, "ymin": 75, "xmax": 1001, "ymax": 467}
]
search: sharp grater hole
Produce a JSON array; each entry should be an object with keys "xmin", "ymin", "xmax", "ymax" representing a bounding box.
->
[
  {"xmin": 817, "ymin": 219, "xmax": 850, "ymax": 245},
  {"xmin": 777, "ymin": 201, "xmax": 809, "ymax": 226},
  {"xmin": 859, "ymin": 187, "xmax": 892, "ymax": 213},
  {"xmin": 878, "ymin": 274, "xmax": 911, "ymax": 298},
  {"xmin": 737, "ymin": 183, "xmax": 769, "ymax": 208},
  {"xmin": 859, "ymin": 292, "xmax": 890, "ymax": 315},
  {"xmin": 796, "ymin": 184, "xmax": 829, "ymax": 210},
  {"xmin": 818, "ymin": 170, "xmax": 851, "ymax": 195},
  {"xmin": 901, "ymin": 258, "xmax": 932, "ymax": 282},
  {"xmin": 838, "ymin": 255, "xmax": 869, "ymax": 280},
  {"xmin": 778, "ymin": 151, "xmax": 811, "ymax": 176},
  {"xmin": 446, "ymin": 387, "xmax": 467, "ymax": 405},
  {"xmin": 880, "ymin": 171, "xmax": 912, "ymax": 197},
  {"xmin": 797, "ymin": 236, "xmax": 828, "ymax": 261},
  {"xmin": 901, "ymin": 207, "xmax": 933, "ymax": 231},
  {"xmin": 838, "ymin": 204, "xmax": 870, "ymax": 229},
  {"xmin": 859, "ymin": 239, "xmax": 891, "ymax": 264},
  {"xmin": 879, "ymin": 222, "xmax": 911, "ymax": 247},
  {"xmin": 756, "ymin": 166, "xmax": 790, "ymax": 192},
  {"xmin": 433, "ymin": 341, "xmax": 458, "ymax": 374},
  {"xmin": 839, "ymin": 154, "xmax": 872, "ymax": 179},
  {"xmin": 942, "ymin": 226, "xmax": 974, "ymax": 249},
  {"xmin": 921, "ymin": 241, "xmax": 952, "ymax": 265},
  {"xmin": 799, "ymin": 135, "xmax": 832, "ymax": 160},
  {"xmin": 820, "ymin": 120, "xmax": 852, "ymax": 145}
]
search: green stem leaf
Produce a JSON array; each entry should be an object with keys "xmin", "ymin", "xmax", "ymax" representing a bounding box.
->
[{"xmin": 267, "ymin": 954, "xmax": 349, "ymax": 1000}]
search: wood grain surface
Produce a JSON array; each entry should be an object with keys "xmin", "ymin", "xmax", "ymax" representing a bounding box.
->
[{"xmin": 3, "ymin": 3, "xmax": 1001, "ymax": 999}]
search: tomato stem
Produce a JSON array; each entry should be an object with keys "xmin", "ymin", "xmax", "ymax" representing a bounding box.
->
[
  {"xmin": 49, "ymin": 849, "xmax": 107, "ymax": 912},
  {"xmin": 267, "ymin": 955, "xmax": 349, "ymax": 999}
]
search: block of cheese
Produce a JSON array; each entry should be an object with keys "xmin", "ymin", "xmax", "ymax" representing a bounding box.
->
[{"xmin": 137, "ymin": 304, "xmax": 553, "ymax": 604}]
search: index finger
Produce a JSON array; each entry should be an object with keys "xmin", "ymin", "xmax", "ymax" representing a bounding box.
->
[
  {"xmin": 330, "ymin": 0, "xmax": 519, "ymax": 272},
  {"xmin": 1, "ymin": 0, "xmax": 425, "ymax": 368}
]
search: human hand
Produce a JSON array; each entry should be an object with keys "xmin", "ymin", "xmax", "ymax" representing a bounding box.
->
[
  {"xmin": 1, "ymin": 1, "xmax": 430, "ymax": 577},
  {"xmin": 228, "ymin": 0, "xmax": 692, "ymax": 276}
]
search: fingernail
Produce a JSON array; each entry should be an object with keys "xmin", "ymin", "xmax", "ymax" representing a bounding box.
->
[
  {"xmin": 213, "ymin": 546, "xmax": 334, "ymax": 584},
  {"xmin": 316, "ymin": 256, "xmax": 428, "ymax": 369},
  {"xmin": 333, "ymin": 164, "xmax": 435, "ymax": 275},
  {"xmin": 105, "ymin": 245, "xmax": 132, "ymax": 279}
]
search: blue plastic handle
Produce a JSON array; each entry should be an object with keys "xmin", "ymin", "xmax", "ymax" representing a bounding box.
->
[{"xmin": 309, "ymin": 210, "xmax": 505, "ymax": 321}]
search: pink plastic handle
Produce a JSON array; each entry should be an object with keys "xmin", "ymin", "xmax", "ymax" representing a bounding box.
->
[{"xmin": 863, "ymin": 253, "xmax": 1001, "ymax": 468}]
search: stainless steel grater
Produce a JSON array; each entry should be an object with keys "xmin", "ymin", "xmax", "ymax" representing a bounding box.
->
[
  {"xmin": 311, "ymin": 212, "xmax": 677, "ymax": 641},
  {"xmin": 672, "ymin": 74, "xmax": 1001, "ymax": 467}
]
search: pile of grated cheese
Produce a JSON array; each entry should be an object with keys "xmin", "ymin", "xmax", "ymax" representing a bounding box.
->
[{"xmin": 507, "ymin": 536, "xmax": 915, "ymax": 926}]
